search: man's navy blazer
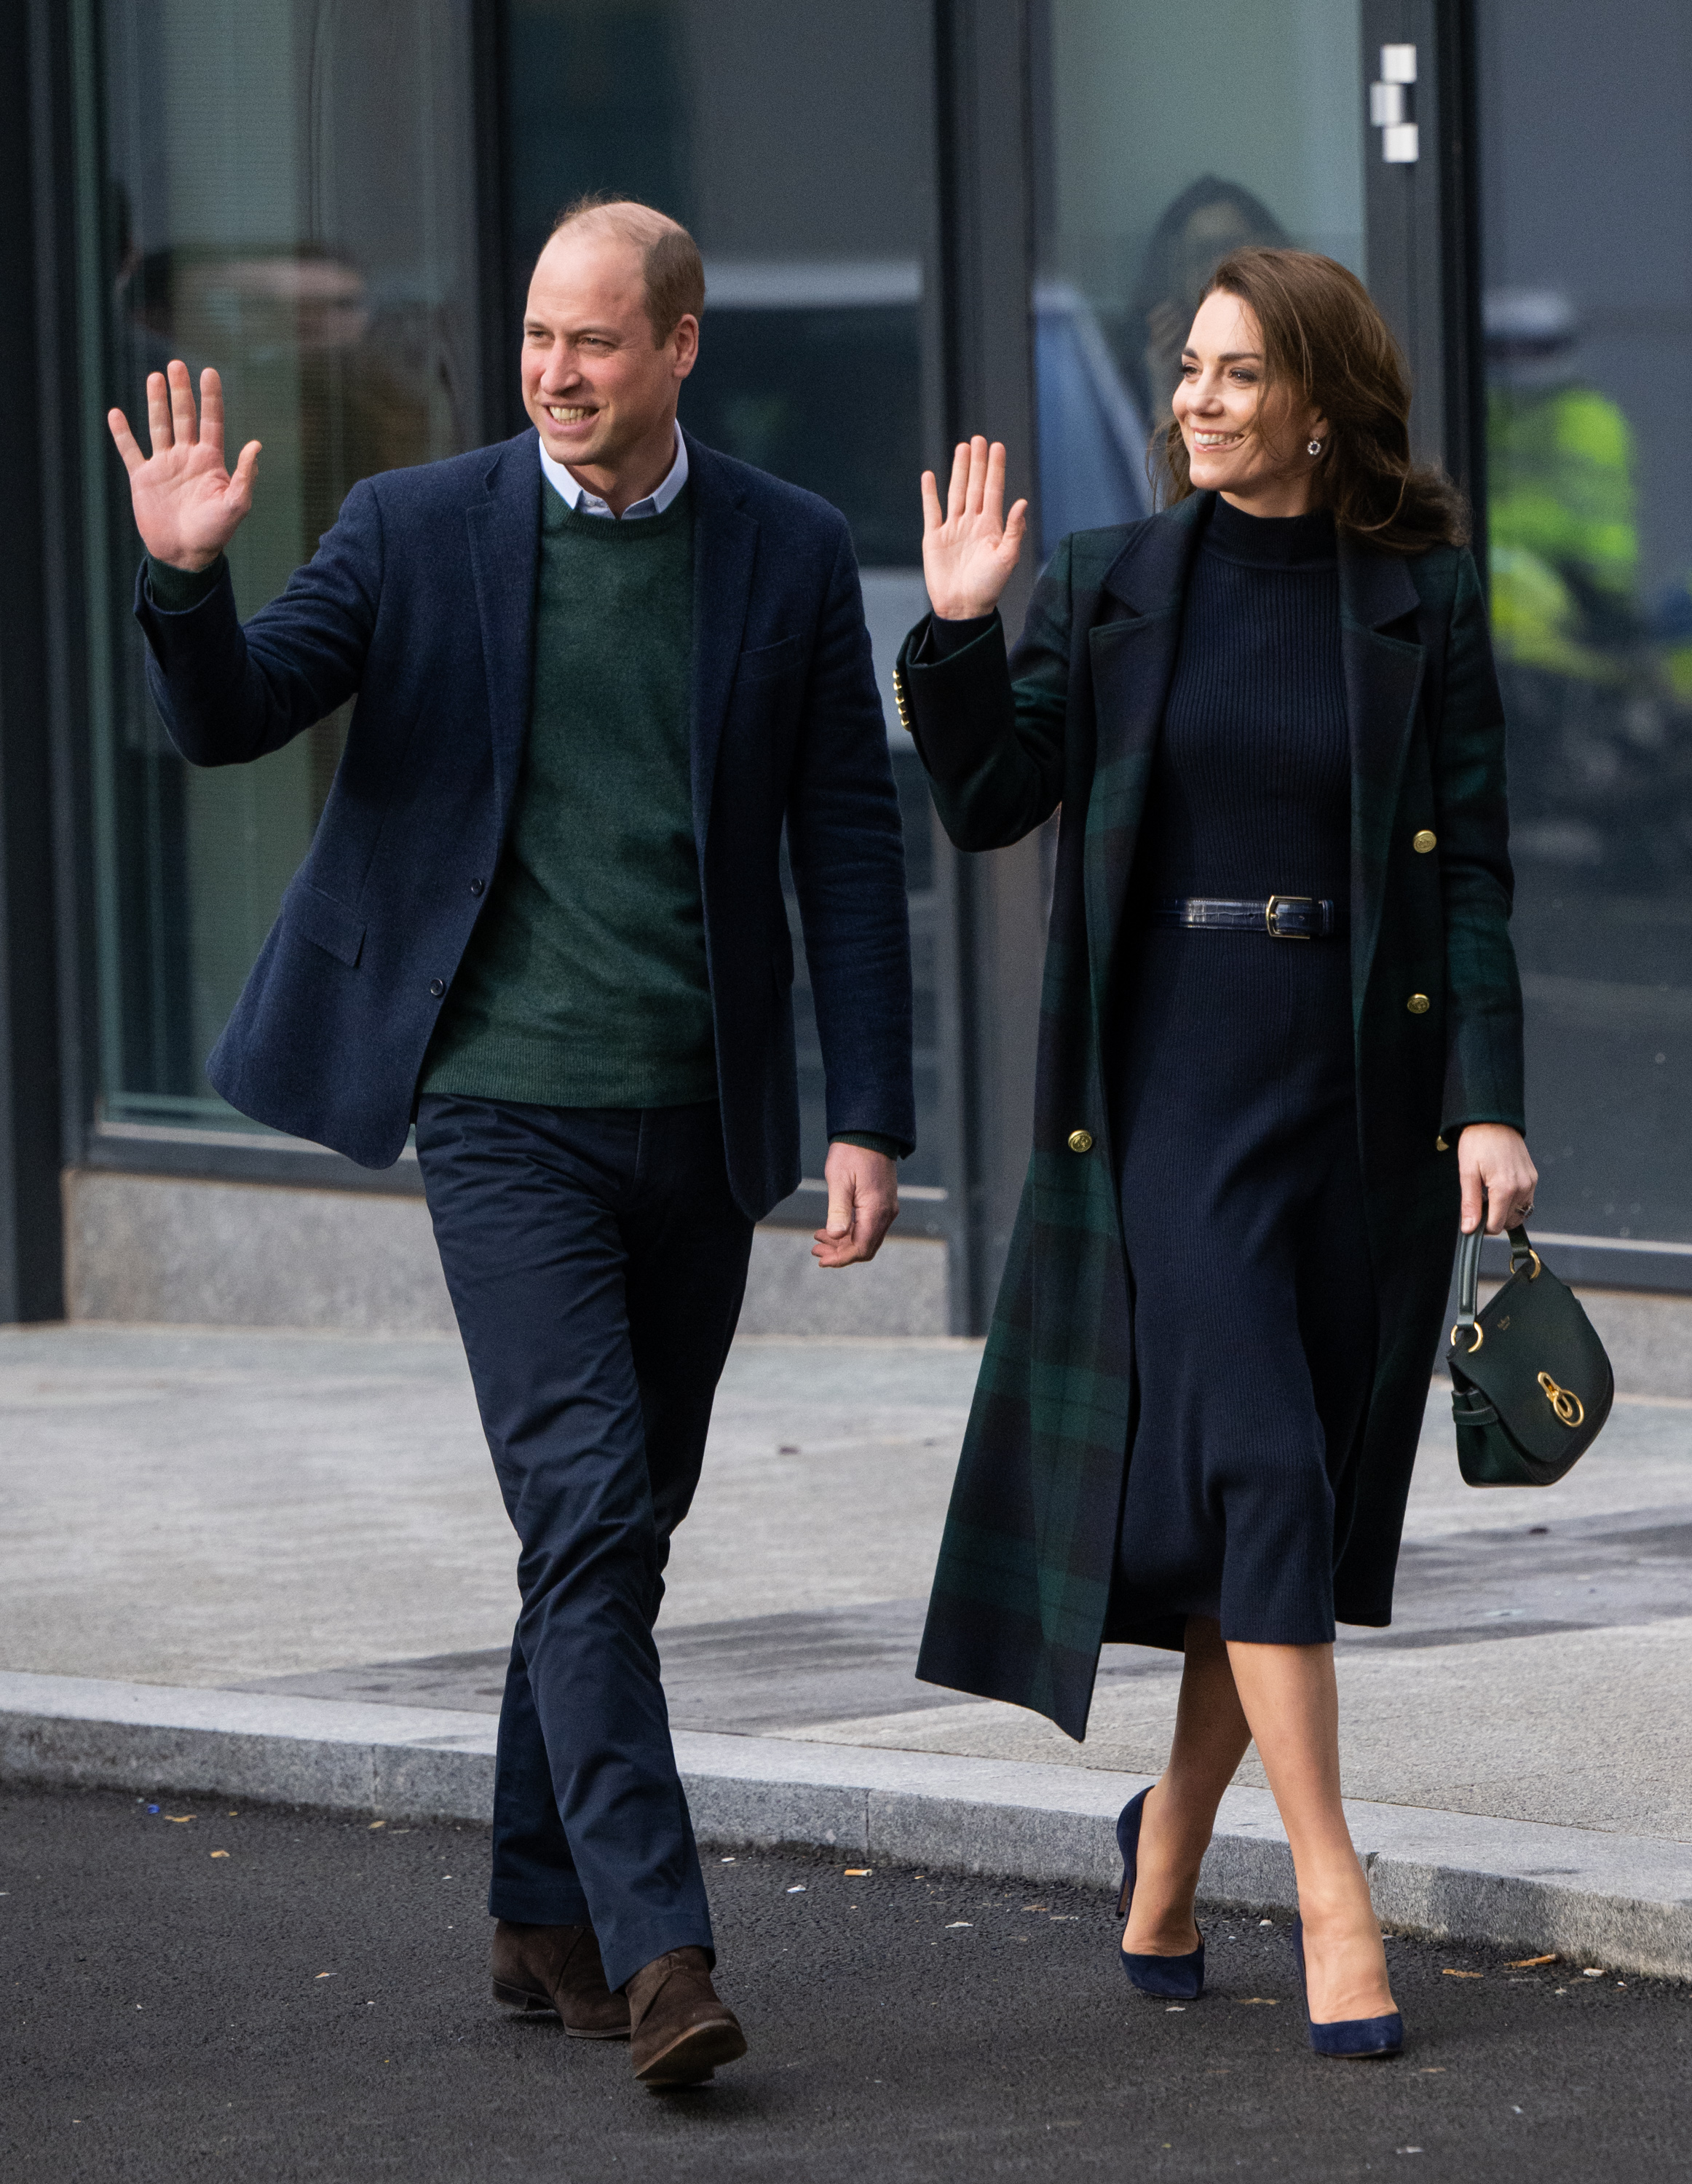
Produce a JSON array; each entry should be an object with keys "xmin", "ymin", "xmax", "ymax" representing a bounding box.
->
[{"xmin": 134, "ymin": 428, "xmax": 916, "ymax": 1220}]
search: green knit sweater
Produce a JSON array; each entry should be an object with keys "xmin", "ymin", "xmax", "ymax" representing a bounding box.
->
[
  {"xmin": 422, "ymin": 483, "xmax": 715, "ymax": 1107},
  {"xmin": 146, "ymin": 517, "xmax": 899, "ymax": 1155}
]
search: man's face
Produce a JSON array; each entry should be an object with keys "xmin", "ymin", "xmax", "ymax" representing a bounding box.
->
[{"xmin": 520, "ymin": 228, "xmax": 697, "ymax": 477}]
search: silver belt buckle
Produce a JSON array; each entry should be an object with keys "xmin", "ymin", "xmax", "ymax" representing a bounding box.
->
[{"xmin": 1265, "ymin": 894, "xmax": 1315, "ymax": 940}]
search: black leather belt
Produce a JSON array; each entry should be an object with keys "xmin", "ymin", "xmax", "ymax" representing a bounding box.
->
[{"xmin": 1151, "ymin": 895, "xmax": 1347, "ymax": 940}]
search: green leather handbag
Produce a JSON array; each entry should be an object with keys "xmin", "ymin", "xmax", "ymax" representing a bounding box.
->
[{"xmin": 1445, "ymin": 1217, "xmax": 1614, "ymax": 1487}]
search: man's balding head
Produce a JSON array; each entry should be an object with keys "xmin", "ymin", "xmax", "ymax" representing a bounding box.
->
[
  {"xmin": 521, "ymin": 195, "xmax": 700, "ymax": 510},
  {"xmin": 543, "ymin": 195, "xmax": 705, "ymax": 347}
]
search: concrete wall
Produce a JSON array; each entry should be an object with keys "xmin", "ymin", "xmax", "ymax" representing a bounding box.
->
[
  {"xmin": 61, "ymin": 1170, "xmax": 949, "ymax": 1340},
  {"xmin": 57, "ymin": 1169, "xmax": 1692, "ymax": 1385}
]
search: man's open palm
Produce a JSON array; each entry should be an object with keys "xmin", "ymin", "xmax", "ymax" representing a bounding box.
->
[{"xmin": 108, "ymin": 360, "xmax": 261, "ymax": 572}]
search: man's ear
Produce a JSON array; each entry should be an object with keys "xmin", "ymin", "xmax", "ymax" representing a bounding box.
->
[{"xmin": 671, "ymin": 313, "xmax": 700, "ymax": 381}]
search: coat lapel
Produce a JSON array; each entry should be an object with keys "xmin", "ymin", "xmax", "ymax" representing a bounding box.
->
[
  {"xmin": 1339, "ymin": 535, "xmax": 1426, "ymax": 1019},
  {"xmin": 1082, "ymin": 495, "xmax": 1209, "ymax": 1061},
  {"xmin": 464, "ymin": 432, "xmax": 542, "ymax": 834},
  {"xmin": 683, "ymin": 432, "xmax": 759, "ymax": 852}
]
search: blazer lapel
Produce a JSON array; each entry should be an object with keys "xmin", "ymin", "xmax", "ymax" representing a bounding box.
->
[
  {"xmin": 464, "ymin": 432, "xmax": 542, "ymax": 834},
  {"xmin": 1082, "ymin": 494, "xmax": 1209, "ymax": 1047},
  {"xmin": 1340, "ymin": 534, "xmax": 1426, "ymax": 1018},
  {"xmin": 683, "ymin": 432, "xmax": 759, "ymax": 852}
]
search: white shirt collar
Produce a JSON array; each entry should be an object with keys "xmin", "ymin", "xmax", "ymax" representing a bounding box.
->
[{"xmin": 539, "ymin": 422, "xmax": 689, "ymax": 519}]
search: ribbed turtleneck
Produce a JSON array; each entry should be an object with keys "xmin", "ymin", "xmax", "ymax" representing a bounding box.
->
[{"xmin": 1134, "ymin": 493, "xmax": 1348, "ymax": 907}]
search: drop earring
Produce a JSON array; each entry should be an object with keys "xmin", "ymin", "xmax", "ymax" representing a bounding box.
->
[{"xmin": 1308, "ymin": 439, "xmax": 1323, "ymax": 456}]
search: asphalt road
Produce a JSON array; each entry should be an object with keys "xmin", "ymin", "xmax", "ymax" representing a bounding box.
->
[{"xmin": 4, "ymin": 1787, "xmax": 1689, "ymax": 2183}]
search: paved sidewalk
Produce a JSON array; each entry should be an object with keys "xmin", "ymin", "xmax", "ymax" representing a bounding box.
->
[{"xmin": 2, "ymin": 1324, "xmax": 1690, "ymax": 1971}]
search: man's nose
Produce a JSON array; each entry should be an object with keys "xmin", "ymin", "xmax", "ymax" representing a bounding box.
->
[{"xmin": 537, "ymin": 349, "xmax": 581, "ymax": 390}]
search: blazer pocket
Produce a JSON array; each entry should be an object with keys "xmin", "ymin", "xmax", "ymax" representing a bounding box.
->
[
  {"xmin": 282, "ymin": 880, "xmax": 366, "ymax": 969},
  {"xmin": 736, "ymin": 634, "xmax": 803, "ymax": 684}
]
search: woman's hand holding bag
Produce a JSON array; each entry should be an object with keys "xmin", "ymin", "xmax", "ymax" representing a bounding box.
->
[{"xmin": 1446, "ymin": 1191, "xmax": 1614, "ymax": 1487}]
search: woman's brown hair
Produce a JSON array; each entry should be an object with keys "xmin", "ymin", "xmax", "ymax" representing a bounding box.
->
[{"xmin": 1154, "ymin": 246, "xmax": 1469, "ymax": 553}]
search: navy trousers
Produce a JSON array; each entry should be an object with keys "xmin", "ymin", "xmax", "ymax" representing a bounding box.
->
[{"xmin": 413, "ymin": 1096, "xmax": 755, "ymax": 1993}]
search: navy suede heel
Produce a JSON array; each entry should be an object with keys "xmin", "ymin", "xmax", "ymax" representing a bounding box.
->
[
  {"xmin": 1290, "ymin": 1916, "xmax": 1404, "ymax": 2057},
  {"xmin": 1116, "ymin": 1786, "xmax": 1205, "ymax": 2000}
]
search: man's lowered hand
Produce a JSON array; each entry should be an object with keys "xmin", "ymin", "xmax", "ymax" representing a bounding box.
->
[{"xmin": 812, "ymin": 1142, "xmax": 898, "ymax": 1267}]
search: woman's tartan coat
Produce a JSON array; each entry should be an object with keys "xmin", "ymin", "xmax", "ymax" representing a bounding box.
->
[{"xmin": 895, "ymin": 493, "xmax": 1525, "ymax": 1741}]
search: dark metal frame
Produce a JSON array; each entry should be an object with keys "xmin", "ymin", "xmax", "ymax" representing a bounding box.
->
[
  {"xmin": 1361, "ymin": 0, "xmax": 1485, "ymax": 510},
  {"xmin": 0, "ymin": 0, "xmax": 66, "ymax": 1310},
  {"xmin": 929, "ymin": 0, "xmax": 1045, "ymax": 1332}
]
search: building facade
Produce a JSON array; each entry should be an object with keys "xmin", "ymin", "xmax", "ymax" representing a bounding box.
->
[{"xmin": 2, "ymin": 0, "xmax": 1688, "ymax": 1337}]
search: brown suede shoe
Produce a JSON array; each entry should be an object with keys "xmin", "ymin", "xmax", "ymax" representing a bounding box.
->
[
  {"xmin": 624, "ymin": 1947, "xmax": 747, "ymax": 2086},
  {"xmin": 490, "ymin": 1920, "xmax": 630, "ymax": 2039}
]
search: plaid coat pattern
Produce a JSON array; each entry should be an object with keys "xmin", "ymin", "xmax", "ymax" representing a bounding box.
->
[{"xmin": 895, "ymin": 494, "xmax": 1524, "ymax": 1740}]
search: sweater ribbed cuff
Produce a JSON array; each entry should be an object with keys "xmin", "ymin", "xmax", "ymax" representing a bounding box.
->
[
  {"xmin": 921, "ymin": 609, "xmax": 999, "ymax": 660},
  {"xmin": 146, "ymin": 554, "xmax": 226, "ymax": 612}
]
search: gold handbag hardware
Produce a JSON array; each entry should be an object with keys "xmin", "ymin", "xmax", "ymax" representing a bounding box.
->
[{"xmin": 1537, "ymin": 1372, "xmax": 1585, "ymax": 1429}]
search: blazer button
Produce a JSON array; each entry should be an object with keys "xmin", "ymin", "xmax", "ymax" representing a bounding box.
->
[
  {"xmin": 429, "ymin": 978, "xmax": 446, "ymax": 997},
  {"xmin": 1067, "ymin": 1128, "xmax": 1094, "ymax": 1153},
  {"xmin": 1407, "ymin": 992, "xmax": 1431, "ymax": 1014},
  {"xmin": 1436, "ymin": 1135, "xmax": 1450, "ymax": 1152},
  {"xmin": 1413, "ymin": 828, "xmax": 1437, "ymax": 853},
  {"xmin": 469, "ymin": 878, "xmax": 485, "ymax": 896}
]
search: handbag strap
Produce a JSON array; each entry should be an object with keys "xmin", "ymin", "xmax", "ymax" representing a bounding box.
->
[{"xmin": 1452, "ymin": 1192, "xmax": 1538, "ymax": 1343}]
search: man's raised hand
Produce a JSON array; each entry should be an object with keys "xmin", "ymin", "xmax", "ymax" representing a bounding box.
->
[
  {"xmin": 919, "ymin": 435, "xmax": 1028, "ymax": 622},
  {"xmin": 108, "ymin": 361, "xmax": 261, "ymax": 573}
]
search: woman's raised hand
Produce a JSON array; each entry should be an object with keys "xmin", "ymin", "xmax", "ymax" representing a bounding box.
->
[
  {"xmin": 920, "ymin": 436, "xmax": 1028, "ymax": 621},
  {"xmin": 107, "ymin": 360, "xmax": 261, "ymax": 572}
]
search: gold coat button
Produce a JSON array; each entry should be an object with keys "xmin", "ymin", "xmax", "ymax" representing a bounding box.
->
[
  {"xmin": 1436, "ymin": 1135, "xmax": 1450, "ymax": 1152},
  {"xmin": 1067, "ymin": 1128, "xmax": 1094, "ymax": 1153},
  {"xmin": 1413, "ymin": 828, "xmax": 1436, "ymax": 853},
  {"xmin": 1407, "ymin": 993, "xmax": 1431, "ymax": 1014}
]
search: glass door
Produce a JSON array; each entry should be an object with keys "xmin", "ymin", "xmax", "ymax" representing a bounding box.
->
[{"xmin": 502, "ymin": 0, "xmax": 947, "ymax": 1228}]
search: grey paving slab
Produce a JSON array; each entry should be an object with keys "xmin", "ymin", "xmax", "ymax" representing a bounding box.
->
[{"xmin": 0, "ymin": 1326, "xmax": 976, "ymax": 1681}]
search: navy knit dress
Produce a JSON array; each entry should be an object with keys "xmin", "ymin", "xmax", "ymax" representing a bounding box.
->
[{"xmin": 1107, "ymin": 494, "xmax": 1376, "ymax": 1651}]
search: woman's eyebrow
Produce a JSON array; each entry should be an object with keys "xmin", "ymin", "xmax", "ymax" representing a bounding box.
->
[{"xmin": 1179, "ymin": 349, "xmax": 1264, "ymax": 363}]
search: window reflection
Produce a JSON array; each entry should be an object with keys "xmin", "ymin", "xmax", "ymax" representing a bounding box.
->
[
  {"xmin": 87, "ymin": 0, "xmax": 483, "ymax": 1131},
  {"xmin": 505, "ymin": 0, "xmax": 943, "ymax": 1207},
  {"xmin": 1479, "ymin": 0, "xmax": 1692, "ymax": 1251},
  {"xmin": 1032, "ymin": 0, "xmax": 1365, "ymax": 553}
]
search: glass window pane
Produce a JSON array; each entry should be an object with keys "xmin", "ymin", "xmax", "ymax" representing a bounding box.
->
[
  {"xmin": 1032, "ymin": 0, "xmax": 1366, "ymax": 552},
  {"xmin": 1478, "ymin": 0, "xmax": 1692, "ymax": 1246},
  {"xmin": 504, "ymin": 1, "xmax": 942, "ymax": 1207},
  {"xmin": 77, "ymin": 0, "xmax": 483, "ymax": 1134}
]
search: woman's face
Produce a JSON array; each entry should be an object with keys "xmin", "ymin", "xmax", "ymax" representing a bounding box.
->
[{"xmin": 1171, "ymin": 290, "xmax": 1328, "ymax": 516}]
